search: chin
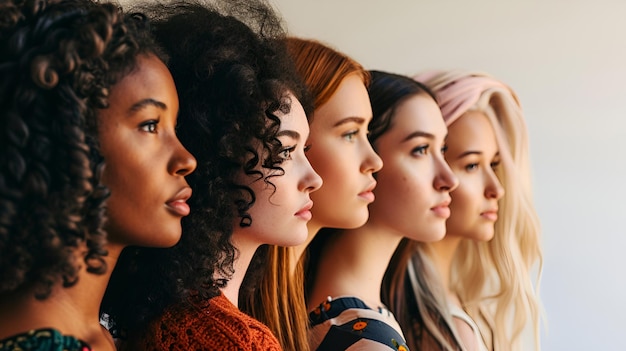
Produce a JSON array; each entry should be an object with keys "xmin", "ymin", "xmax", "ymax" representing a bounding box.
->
[
  {"xmin": 346, "ymin": 211, "xmax": 369, "ymax": 229},
  {"xmin": 410, "ymin": 226, "xmax": 445, "ymax": 242}
]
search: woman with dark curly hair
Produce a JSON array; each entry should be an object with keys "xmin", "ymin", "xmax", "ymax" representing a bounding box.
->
[
  {"xmin": 239, "ymin": 38, "xmax": 384, "ymax": 351},
  {"xmin": 100, "ymin": 1, "xmax": 321, "ymax": 350},
  {"xmin": 0, "ymin": 0, "xmax": 196, "ymax": 350}
]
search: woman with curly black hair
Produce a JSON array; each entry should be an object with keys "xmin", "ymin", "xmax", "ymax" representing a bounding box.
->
[
  {"xmin": 100, "ymin": 1, "xmax": 321, "ymax": 350},
  {"xmin": 0, "ymin": 0, "xmax": 196, "ymax": 350}
]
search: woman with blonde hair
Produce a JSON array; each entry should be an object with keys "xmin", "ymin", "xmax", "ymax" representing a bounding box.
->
[
  {"xmin": 383, "ymin": 70, "xmax": 543, "ymax": 351},
  {"xmin": 239, "ymin": 38, "xmax": 382, "ymax": 351}
]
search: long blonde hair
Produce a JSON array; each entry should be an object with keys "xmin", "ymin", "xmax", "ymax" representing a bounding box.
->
[
  {"xmin": 385, "ymin": 70, "xmax": 543, "ymax": 351},
  {"xmin": 239, "ymin": 37, "xmax": 370, "ymax": 351}
]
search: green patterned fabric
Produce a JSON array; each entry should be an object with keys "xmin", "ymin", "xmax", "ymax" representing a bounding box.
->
[{"xmin": 0, "ymin": 329, "xmax": 91, "ymax": 351}]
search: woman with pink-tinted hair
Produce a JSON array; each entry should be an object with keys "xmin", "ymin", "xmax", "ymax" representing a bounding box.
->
[{"xmin": 383, "ymin": 71, "xmax": 543, "ymax": 351}]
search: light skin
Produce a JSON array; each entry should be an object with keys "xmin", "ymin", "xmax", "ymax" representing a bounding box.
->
[
  {"xmin": 294, "ymin": 74, "xmax": 383, "ymax": 261},
  {"xmin": 307, "ymin": 93, "xmax": 458, "ymax": 310},
  {"xmin": 223, "ymin": 93, "xmax": 322, "ymax": 305},
  {"xmin": 428, "ymin": 110, "xmax": 504, "ymax": 351},
  {"xmin": 368, "ymin": 94, "xmax": 458, "ymax": 242},
  {"xmin": 0, "ymin": 54, "xmax": 196, "ymax": 351}
]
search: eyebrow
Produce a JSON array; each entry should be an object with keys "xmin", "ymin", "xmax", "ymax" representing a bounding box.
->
[
  {"xmin": 457, "ymin": 150, "xmax": 482, "ymax": 159},
  {"xmin": 333, "ymin": 116, "xmax": 367, "ymax": 127},
  {"xmin": 276, "ymin": 130, "xmax": 301, "ymax": 140},
  {"xmin": 402, "ymin": 130, "xmax": 435, "ymax": 142},
  {"xmin": 128, "ymin": 98, "xmax": 167, "ymax": 114},
  {"xmin": 456, "ymin": 150, "xmax": 500, "ymax": 159}
]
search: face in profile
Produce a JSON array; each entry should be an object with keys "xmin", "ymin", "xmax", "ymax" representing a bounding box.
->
[
  {"xmin": 98, "ymin": 54, "xmax": 197, "ymax": 248},
  {"xmin": 241, "ymin": 93, "xmax": 322, "ymax": 247},
  {"xmin": 444, "ymin": 110, "xmax": 505, "ymax": 241},
  {"xmin": 368, "ymin": 93, "xmax": 458, "ymax": 242},
  {"xmin": 305, "ymin": 74, "xmax": 383, "ymax": 229}
]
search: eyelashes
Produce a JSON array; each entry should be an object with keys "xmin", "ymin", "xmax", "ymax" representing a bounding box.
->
[
  {"xmin": 277, "ymin": 145, "xmax": 296, "ymax": 161},
  {"xmin": 411, "ymin": 144, "xmax": 428, "ymax": 156},
  {"xmin": 139, "ymin": 119, "xmax": 159, "ymax": 133},
  {"xmin": 342, "ymin": 129, "xmax": 358, "ymax": 142}
]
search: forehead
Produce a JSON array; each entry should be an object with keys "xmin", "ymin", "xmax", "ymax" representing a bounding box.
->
[
  {"xmin": 103, "ymin": 55, "xmax": 178, "ymax": 113},
  {"xmin": 311, "ymin": 74, "xmax": 372, "ymax": 127},
  {"xmin": 447, "ymin": 110, "xmax": 498, "ymax": 151},
  {"xmin": 278, "ymin": 93, "xmax": 309, "ymax": 134},
  {"xmin": 387, "ymin": 94, "xmax": 447, "ymax": 138}
]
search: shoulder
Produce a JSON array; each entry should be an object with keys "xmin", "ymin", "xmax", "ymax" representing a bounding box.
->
[
  {"xmin": 449, "ymin": 305, "xmax": 488, "ymax": 351},
  {"xmin": 308, "ymin": 297, "xmax": 409, "ymax": 351},
  {"xmin": 0, "ymin": 329, "xmax": 90, "ymax": 351},
  {"xmin": 130, "ymin": 295, "xmax": 281, "ymax": 351}
]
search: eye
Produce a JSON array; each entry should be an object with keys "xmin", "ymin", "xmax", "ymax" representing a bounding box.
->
[
  {"xmin": 140, "ymin": 120, "xmax": 158, "ymax": 133},
  {"xmin": 441, "ymin": 145, "xmax": 448, "ymax": 154},
  {"xmin": 465, "ymin": 163, "xmax": 479, "ymax": 172},
  {"xmin": 278, "ymin": 146, "xmax": 296, "ymax": 161},
  {"xmin": 411, "ymin": 144, "xmax": 429, "ymax": 156},
  {"xmin": 490, "ymin": 160, "xmax": 501, "ymax": 170},
  {"xmin": 342, "ymin": 130, "xmax": 358, "ymax": 142},
  {"xmin": 304, "ymin": 144, "xmax": 312, "ymax": 153}
]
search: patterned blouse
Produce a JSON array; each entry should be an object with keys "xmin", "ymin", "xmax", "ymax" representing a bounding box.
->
[{"xmin": 0, "ymin": 329, "xmax": 91, "ymax": 351}]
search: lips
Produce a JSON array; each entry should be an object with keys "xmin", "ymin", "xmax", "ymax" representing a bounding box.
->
[
  {"xmin": 358, "ymin": 181, "xmax": 377, "ymax": 203},
  {"xmin": 480, "ymin": 209, "xmax": 498, "ymax": 221},
  {"xmin": 295, "ymin": 200, "xmax": 313, "ymax": 221},
  {"xmin": 165, "ymin": 186, "xmax": 192, "ymax": 216},
  {"xmin": 430, "ymin": 198, "xmax": 451, "ymax": 218}
]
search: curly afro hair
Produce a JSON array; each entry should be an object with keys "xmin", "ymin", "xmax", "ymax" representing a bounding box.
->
[
  {"xmin": 100, "ymin": 0, "xmax": 311, "ymax": 335},
  {"xmin": 0, "ymin": 0, "xmax": 164, "ymax": 300}
]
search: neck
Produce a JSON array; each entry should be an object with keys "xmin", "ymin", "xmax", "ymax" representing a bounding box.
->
[
  {"xmin": 291, "ymin": 220, "xmax": 323, "ymax": 273},
  {"xmin": 427, "ymin": 235, "xmax": 462, "ymax": 293},
  {"xmin": 0, "ymin": 244, "xmax": 124, "ymax": 350},
  {"xmin": 220, "ymin": 230, "xmax": 259, "ymax": 308},
  {"xmin": 306, "ymin": 222, "xmax": 403, "ymax": 310}
]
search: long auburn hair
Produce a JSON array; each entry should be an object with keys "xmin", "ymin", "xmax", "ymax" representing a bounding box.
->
[
  {"xmin": 384, "ymin": 70, "xmax": 543, "ymax": 351},
  {"xmin": 239, "ymin": 37, "xmax": 369, "ymax": 351}
]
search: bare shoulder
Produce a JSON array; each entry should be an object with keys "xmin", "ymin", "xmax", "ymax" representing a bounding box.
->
[{"xmin": 453, "ymin": 316, "xmax": 479, "ymax": 351}]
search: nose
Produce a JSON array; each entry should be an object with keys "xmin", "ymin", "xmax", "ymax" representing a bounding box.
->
[
  {"xmin": 300, "ymin": 156, "xmax": 323, "ymax": 193},
  {"xmin": 433, "ymin": 155, "xmax": 458, "ymax": 191},
  {"xmin": 485, "ymin": 168, "xmax": 505, "ymax": 200},
  {"xmin": 360, "ymin": 142, "xmax": 383, "ymax": 174},
  {"xmin": 169, "ymin": 138, "xmax": 197, "ymax": 177}
]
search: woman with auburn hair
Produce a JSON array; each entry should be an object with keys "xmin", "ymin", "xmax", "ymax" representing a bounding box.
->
[
  {"xmin": 383, "ymin": 70, "xmax": 543, "ymax": 351},
  {"xmin": 101, "ymin": 2, "xmax": 321, "ymax": 350},
  {"xmin": 239, "ymin": 38, "xmax": 382, "ymax": 351},
  {"xmin": 0, "ymin": 0, "xmax": 196, "ymax": 350}
]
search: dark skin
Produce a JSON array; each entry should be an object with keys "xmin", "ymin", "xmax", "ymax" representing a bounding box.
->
[{"xmin": 0, "ymin": 55, "xmax": 196, "ymax": 350}]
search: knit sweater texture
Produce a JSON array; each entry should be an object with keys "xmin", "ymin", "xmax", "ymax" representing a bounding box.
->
[{"xmin": 127, "ymin": 292, "xmax": 282, "ymax": 351}]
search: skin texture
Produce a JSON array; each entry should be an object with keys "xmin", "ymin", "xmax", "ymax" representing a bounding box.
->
[
  {"xmin": 305, "ymin": 74, "xmax": 383, "ymax": 233},
  {"xmin": 225, "ymin": 93, "xmax": 322, "ymax": 306},
  {"xmin": 368, "ymin": 94, "xmax": 458, "ymax": 242},
  {"xmin": 0, "ymin": 54, "xmax": 196, "ymax": 351},
  {"xmin": 444, "ymin": 110, "xmax": 505, "ymax": 241},
  {"xmin": 429, "ymin": 110, "xmax": 505, "ymax": 351},
  {"xmin": 307, "ymin": 92, "xmax": 458, "ymax": 311},
  {"xmin": 240, "ymin": 94, "xmax": 323, "ymax": 247},
  {"xmin": 99, "ymin": 54, "xmax": 197, "ymax": 249}
]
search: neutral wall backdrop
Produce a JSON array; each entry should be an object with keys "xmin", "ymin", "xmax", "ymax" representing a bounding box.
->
[
  {"xmin": 267, "ymin": 1, "xmax": 626, "ymax": 350},
  {"xmin": 116, "ymin": 0, "xmax": 625, "ymax": 349}
]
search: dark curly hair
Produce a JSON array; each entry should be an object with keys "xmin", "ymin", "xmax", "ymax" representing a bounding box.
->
[
  {"xmin": 101, "ymin": 0, "xmax": 311, "ymax": 336},
  {"xmin": 0, "ymin": 0, "xmax": 163, "ymax": 300}
]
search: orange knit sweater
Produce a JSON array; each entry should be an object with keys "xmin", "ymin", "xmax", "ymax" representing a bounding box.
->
[{"xmin": 126, "ymin": 293, "xmax": 282, "ymax": 351}]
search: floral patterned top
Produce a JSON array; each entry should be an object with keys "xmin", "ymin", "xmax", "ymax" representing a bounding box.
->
[
  {"xmin": 0, "ymin": 329, "xmax": 91, "ymax": 351},
  {"xmin": 309, "ymin": 296, "xmax": 409, "ymax": 351}
]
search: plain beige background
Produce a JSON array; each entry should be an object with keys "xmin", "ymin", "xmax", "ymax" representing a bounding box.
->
[
  {"xmin": 268, "ymin": 1, "xmax": 626, "ymax": 350},
  {"xmin": 115, "ymin": 0, "xmax": 626, "ymax": 349}
]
